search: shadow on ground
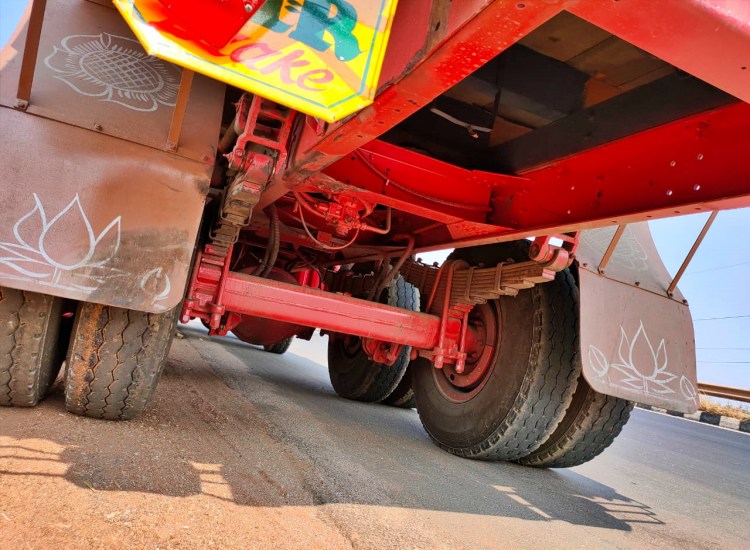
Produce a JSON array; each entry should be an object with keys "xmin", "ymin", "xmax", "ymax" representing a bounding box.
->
[{"xmin": 0, "ymin": 327, "xmax": 662, "ymax": 534}]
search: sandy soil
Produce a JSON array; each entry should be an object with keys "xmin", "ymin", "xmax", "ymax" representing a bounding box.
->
[
  {"xmin": 1, "ymin": 338, "xmax": 365, "ymax": 549},
  {"xmin": 2, "ymin": 329, "xmax": 748, "ymax": 550}
]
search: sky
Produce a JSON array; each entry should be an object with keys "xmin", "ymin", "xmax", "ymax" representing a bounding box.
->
[
  {"xmin": 0, "ymin": 2, "xmax": 25, "ymax": 47},
  {"xmin": 650, "ymin": 208, "xmax": 750, "ymax": 389},
  {"xmin": 2, "ymin": 3, "xmax": 748, "ymax": 389}
]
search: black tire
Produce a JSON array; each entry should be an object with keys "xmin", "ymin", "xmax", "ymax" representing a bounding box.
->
[
  {"xmin": 0, "ymin": 287, "xmax": 65, "ymax": 407},
  {"xmin": 263, "ymin": 336, "xmax": 293, "ymax": 355},
  {"xmin": 519, "ymin": 378, "xmax": 634, "ymax": 468},
  {"xmin": 382, "ymin": 365, "xmax": 416, "ymax": 408},
  {"xmin": 328, "ymin": 277, "xmax": 419, "ymax": 403},
  {"xmin": 412, "ymin": 242, "xmax": 581, "ymax": 462},
  {"xmin": 65, "ymin": 302, "xmax": 178, "ymax": 420}
]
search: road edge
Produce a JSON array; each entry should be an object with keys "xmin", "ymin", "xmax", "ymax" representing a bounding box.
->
[{"xmin": 637, "ymin": 403, "xmax": 750, "ymax": 433}]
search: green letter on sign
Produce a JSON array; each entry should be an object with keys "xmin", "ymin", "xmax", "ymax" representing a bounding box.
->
[{"xmin": 290, "ymin": 0, "xmax": 362, "ymax": 62}]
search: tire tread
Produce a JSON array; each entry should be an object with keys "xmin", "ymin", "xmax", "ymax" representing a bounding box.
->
[
  {"xmin": 264, "ymin": 336, "xmax": 294, "ymax": 355},
  {"xmin": 66, "ymin": 303, "xmax": 177, "ymax": 420},
  {"xmin": 415, "ymin": 242, "xmax": 582, "ymax": 462},
  {"xmin": 328, "ymin": 277, "xmax": 419, "ymax": 403},
  {"xmin": 0, "ymin": 288, "xmax": 63, "ymax": 407},
  {"xmin": 423, "ymin": 270, "xmax": 581, "ymax": 461},
  {"xmin": 520, "ymin": 383, "xmax": 634, "ymax": 468}
]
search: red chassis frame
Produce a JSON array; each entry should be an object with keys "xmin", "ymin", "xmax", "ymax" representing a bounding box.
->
[{"xmin": 184, "ymin": 0, "xmax": 750, "ymax": 365}]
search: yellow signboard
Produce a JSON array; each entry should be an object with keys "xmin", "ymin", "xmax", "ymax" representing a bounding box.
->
[{"xmin": 113, "ymin": 0, "xmax": 399, "ymax": 122}]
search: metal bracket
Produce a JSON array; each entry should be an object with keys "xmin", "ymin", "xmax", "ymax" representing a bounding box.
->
[
  {"xmin": 667, "ymin": 210, "xmax": 718, "ymax": 296},
  {"xmin": 16, "ymin": 0, "xmax": 48, "ymax": 109},
  {"xmin": 182, "ymin": 94, "xmax": 296, "ymax": 331},
  {"xmin": 166, "ymin": 69, "xmax": 195, "ymax": 152},
  {"xmin": 361, "ymin": 338, "xmax": 404, "ymax": 366},
  {"xmin": 528, "ymin": 232, "xmax": 580, "ymax": 270},
  {"xmin": 598, "ymin": 225, "xmax": 626, "ymax": 274}
]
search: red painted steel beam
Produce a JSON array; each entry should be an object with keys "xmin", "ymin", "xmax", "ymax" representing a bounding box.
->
[
  {"xmin": 259, "ymin": 0, "xmax": 750, "ymax": 214},
  {"xmin": 221, "ymin": 271, "xmax": 449, "ymax": 349},
  {"xmin": 322, "ymin": 140, "xmax": 527, "ymax": 222},
  {"xmin": 258, "ymin": 0, "xmax": 567, "ymax": 208},
  {"xmin": 490, "ymin": 102, "xmax": 750, "ymax": 231},
  {"xmin": 320, "ymin": 101, "xmax": 750, "ymax": 253},
  {"xmin": 298, "ymin": 102, "xmax": 750, "ymax": 253},
  {"xmin": 401, "ymin": 101, "xmax": 750, "ymax": 252},
  {"xmin": 568, "ymin": 0, "xmax": 750, "ymax": 106}
]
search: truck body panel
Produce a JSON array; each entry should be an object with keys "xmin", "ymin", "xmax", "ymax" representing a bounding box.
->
[{"xmin": 3, "ymin": 0, "xmax": 749, "ymax": 422}]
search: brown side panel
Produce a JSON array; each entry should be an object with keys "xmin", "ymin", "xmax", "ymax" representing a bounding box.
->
[
  {"xmin": 578, "ymin": 223, "xmax": 686, "ymax": 302},
  {"xmin": 0, "ymin": 107, "xmax": 210, "ymax": 313},
  {"xmin": 576, "ymin": 224, "xmax": 698, "ymax": 413},
  {"xmin": 1, "ymin": 0, "xmax": 224, "ymax": 163}
]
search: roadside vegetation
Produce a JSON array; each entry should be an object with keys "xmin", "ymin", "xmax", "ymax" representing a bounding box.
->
[{"xmin": 699, "ymin": 395, "xmax": 750, "ymax": 421}]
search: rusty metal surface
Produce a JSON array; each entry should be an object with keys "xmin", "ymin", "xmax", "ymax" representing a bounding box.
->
[
  {"xmin": 14, "ymin": 0, "xmax": 46, "ymax": 106},
  {"xmin": 576, "ymin": 222, "xmax": 685, "ymax": 303},
  {"xmin": 0, "ymin": 107, "xmax": 211, "ymax": 313},
  {"xmin": 577, "ymin": 267, "xmax": 698, "ymax": 413},
  {"xmin": 1, "ymin": 0, "xmax": 224, "ymax": 162},
  {"xmin": 576, "ymin": 222, "xmax": 699, "ymax": 411},
  {"xmin": 165, "ymin": 69, "xmax": 194, "ymax": 152}
]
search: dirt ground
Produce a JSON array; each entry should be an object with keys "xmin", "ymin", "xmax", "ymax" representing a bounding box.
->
[
  {"xmin": 2, "ymin": 331, "xmax": 485, "ymax": 549},
  {"xmin": 2, "ymin": 328, "xmax": 748, "ymax": 550},
  {"xmin": 1, "ymin": 338, "xmax": 359, "ymax": 549}
]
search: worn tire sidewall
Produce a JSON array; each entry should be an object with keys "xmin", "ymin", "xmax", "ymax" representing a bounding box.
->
[
  {"xmin": 327, "ymin": 278, "xmax": 417, "ymax": 401},
  {"xmin": 413, "ymin": 286, "xmax": 538, "ymax": 449}
]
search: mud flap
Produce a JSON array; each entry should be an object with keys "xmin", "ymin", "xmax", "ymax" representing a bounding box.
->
[
  {"xmin": 0, "ymin": 0, "xmax": 224, "ymax": 314},
  {"xmin": 576, "ymin": 223, "xmax": 699, "ymax": 413},
  {"xmin": 0, "ymin": 108, "xmax": 212, "ymax": 314}
]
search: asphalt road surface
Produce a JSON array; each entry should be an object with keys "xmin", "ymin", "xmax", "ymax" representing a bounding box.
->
[{"xmin": 1, "ymin": 325, "xmax": 748, "ymax": 549}]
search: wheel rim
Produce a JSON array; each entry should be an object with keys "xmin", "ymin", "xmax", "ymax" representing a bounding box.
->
[{"xmin": 433, "ymin": 301, "xmax": 500, "ymax": 402}]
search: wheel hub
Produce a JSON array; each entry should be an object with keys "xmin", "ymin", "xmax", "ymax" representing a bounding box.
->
[{"xmin": 440, "ymin": 302, "xmax": 499, "ymax": 394}]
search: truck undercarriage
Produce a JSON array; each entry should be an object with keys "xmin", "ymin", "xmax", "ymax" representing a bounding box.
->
[{"xmin": 1, "ymin": 0, "xmax": 749, "ymax": 467}]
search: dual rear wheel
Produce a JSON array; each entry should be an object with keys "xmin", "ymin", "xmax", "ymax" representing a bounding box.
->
[
  {"xmin": 416, "ymin": 244, "xmax": 632, "ymax": 467},
  {"xmin": 64, "ymin": 302, "xmax": 178, "ymax": 420},
  {"xmin": 326, "ymin": 244, "xmax": 633, "ymax": 467},
  {"xmin": 411, "ymin": 267, "xmax": 632, "ymax": 467},
  {"xmin": 327, "ymin": 276, "xmax": 419, "ymax": 404},
  {"xmin": 0, "ymin": 285, "xmax": 177, "ymax": 420},
  {"xmin": 0, "ymin": 288, "xmax": 66, "ymax": 407}
]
